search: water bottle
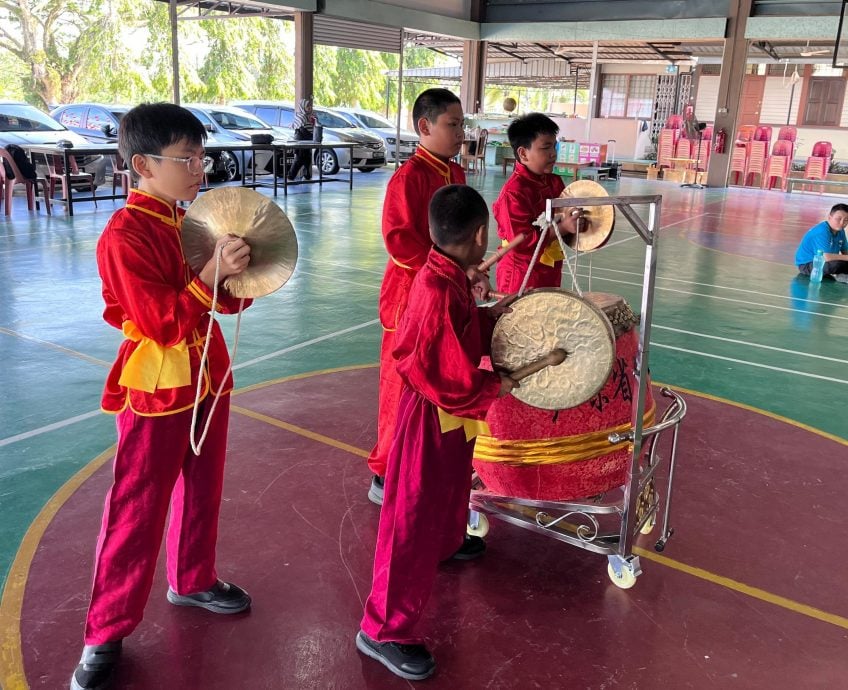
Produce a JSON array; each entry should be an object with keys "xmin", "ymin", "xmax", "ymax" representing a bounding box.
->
[{"xmin": 810, "ymin": 249, "xmax": 825, "ymax": 284}]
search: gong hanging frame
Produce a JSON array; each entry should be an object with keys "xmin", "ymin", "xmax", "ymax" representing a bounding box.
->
[{"xmin": 471, "ymin": 193, "xmax": 688, "ymax": 590}]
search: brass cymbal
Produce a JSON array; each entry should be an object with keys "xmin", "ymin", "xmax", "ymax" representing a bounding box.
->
[
  {"xmin": 560, "ymin": 179, "xmax": 615, "ymax": 251},
  {"xmin": 182, "ymin": 187, "xmax": 298, "ymax": 298}
]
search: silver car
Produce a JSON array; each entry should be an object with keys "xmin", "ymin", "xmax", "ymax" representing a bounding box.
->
[
  {"xmin": 333, "ymin": 107, "xmax": 418, "ymax": 163},
  {"xmin": 232, "ymin": 101, "xmax": 387, "ymax": 174}
]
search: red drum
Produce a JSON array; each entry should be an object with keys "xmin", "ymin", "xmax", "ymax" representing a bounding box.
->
[{"xmin": 474, "ymin": 293, "xmax": 655, "ymax": 501}]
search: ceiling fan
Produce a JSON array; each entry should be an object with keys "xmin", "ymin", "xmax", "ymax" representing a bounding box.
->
[{"xmin": 800, "ymin": 40, "xmax": 830, "ymax": 57}]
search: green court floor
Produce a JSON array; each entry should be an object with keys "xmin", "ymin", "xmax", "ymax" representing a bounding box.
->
[{"xmin": 1, "ymin": 169, "xmax": 846, "ymax": 595}]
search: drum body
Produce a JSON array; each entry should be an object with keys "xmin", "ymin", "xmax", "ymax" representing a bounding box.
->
[{"xmin": 474, "ymin": 293, "xmax": 654, "ymax": 501}]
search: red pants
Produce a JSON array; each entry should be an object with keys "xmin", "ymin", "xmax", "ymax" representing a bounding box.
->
[
  {"xmin": 366, "ymin": 329, "xmax": 404, "ymax": 477},
  {"xmin": 361, "ymin": 387, "xmax": 472, "ymax": 644},
  {"xmin": 84, "ymin": 397, "xmax": 230, "ymax": 645}
]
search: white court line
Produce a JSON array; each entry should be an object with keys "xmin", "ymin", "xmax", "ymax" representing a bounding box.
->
[
  {"xmin": 0, "ymin": 410, "xmax": 103, "ymax": 449},
  {"xmin": 578, "ymin": 273, "xmax": 848, "ymax": 322},
  {"xmin": 653, "ymin": 325, "xmax": 848, "ymax": 365},
  {"xmin": 294, "ymin": 270, "xmax": 379, "ymax": 291},
  {"xmin": 0, "ymin": 327, "xmax": 111, "ymax": 367},
  {"xmin": 232, "ymin": 318, "xmax": 379, "ymax": 370},
  {"xmin": 653, "ymin": 343, "xmax": 848, "ymax": 386},
  {"xmin": 1, "ymin": 319, "xmax": 382, "ymax": 447},
  {"xmin": 582, "ymin": 266, "xmax": 847, "ymax": 309}
]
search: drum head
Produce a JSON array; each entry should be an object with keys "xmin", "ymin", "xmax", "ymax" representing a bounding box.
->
[{"xmin": 492, "ymin": 289, "xmax": 615, "ymax": 410}]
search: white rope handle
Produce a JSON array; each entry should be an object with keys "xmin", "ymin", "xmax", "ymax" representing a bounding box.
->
[{"xmin": 189, "ymin": 243, "xmax": 246, "ymax": 456}]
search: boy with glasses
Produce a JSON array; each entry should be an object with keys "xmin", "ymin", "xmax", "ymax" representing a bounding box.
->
[{"xmin": 70, "ymin": 103, "xmax": 253, "ymax": 690}]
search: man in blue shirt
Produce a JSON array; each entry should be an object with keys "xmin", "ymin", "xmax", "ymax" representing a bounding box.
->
[{"xmin": 795, "ymin": 203, "xmax": 848, "ymax": 280}]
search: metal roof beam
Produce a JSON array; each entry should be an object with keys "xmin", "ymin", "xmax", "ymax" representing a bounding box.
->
[{"xmin": 484, "ymin": 0, "xmax": 730, "ymax": 23}]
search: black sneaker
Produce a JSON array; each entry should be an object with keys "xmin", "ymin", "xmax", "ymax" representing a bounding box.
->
[
  {"xmin": 166, "ymin": 580, "xmax": 251, "ymax": 614},
  {"xmin": 447, "ymin": 535, "xmax": 486, "ymax": 561},
  {"xmin": 70, "ymin": 640, "xmax": 122, "ymax": 690},
  {"xmin": 368, "ymin": 475, "xmax": 384, "ymax": 506},
  {"xmin": 355, "ymin": 630, "xmax": 435, "ymax": 681}
]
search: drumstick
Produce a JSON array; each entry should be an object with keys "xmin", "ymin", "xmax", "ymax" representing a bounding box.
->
[
  {"xmin": 508, "ymin": 348, "xmax": 567, "ymax": 382},
  {"xmin": 478, "ymin": 233, "xmax": 526, "ymax": 272}
]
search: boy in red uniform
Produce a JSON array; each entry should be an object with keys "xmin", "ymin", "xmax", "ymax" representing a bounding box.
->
[
  {"xmin": 493, "ymin": 112, "xmax": 582, "ymax": 294},
  {"xmin": 367, "ymin": 88, "xmax": 472, "ymax": 505},
  {"xmin": 356, "ymin": 185, "xmax": 517, "ymax": 680},
  {"xmin": 71, "ymin": 103, "xmax": 253, "ymax": 690}
]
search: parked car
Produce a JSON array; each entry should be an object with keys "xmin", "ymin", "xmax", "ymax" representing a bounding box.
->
[
  {"xmin": 232, "ymin": 101, "xmax": 386, "ymax": 174},
  {"xmin": 184, "ymin": 104, "xmax": 289, "ymax": 182},
  {"xmin": 0, "ymin": 101, "xmax": 107, "ymax": 185},
  {"xmin": 333, "ymin": 107, "xmax": 418, "ymax": 162},
  {"xmin": 50, "ymin": 102, "xmax": 229, "ymax": 179}
]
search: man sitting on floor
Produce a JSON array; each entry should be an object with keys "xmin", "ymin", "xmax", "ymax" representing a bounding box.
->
[{"xmin": 795, "ymin": 203, "xmax": 848, "ymax": 282}]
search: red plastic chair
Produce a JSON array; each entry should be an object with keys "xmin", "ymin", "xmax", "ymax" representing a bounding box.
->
[
  {"xmin": 802, "ymin": 141, "xmax": 832, "ymax": 192},
  {"xmin": 729, "ymin": 144, "xmax": 748, "ymax": 185},
  {"xmin": 744, "ymin": 140, "xmax": 768, "ymax": 187},
  {"xmin": 657, "ymin": 129, "xmax": 677, "ymax": 169},
  {"xmin": 675, "ymin": 137, "xmax": 692, "ymax": 161},
  {"xmin": 693, "ymin": 127, "xmax": 712, "ymax": 170},
  {"xmin": 777, "ymin": 126, "xmax": 797, "ymax": 142},
  {"xmin": 665, "ymin": 114, "xmax": 683, "ymax": 130},
  {"xmin": 736, "ymin": 125, "xmax": 756, "ymax": 144},
  {"xmin": 0, "ymin": 149, "xmax": 51, "ymax": 216},
  {"xmin": 763, "ymin": 140, "xmax": 793, "ymax": 191}
]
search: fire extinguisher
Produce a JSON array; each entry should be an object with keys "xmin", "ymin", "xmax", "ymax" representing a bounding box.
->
[{"xmin": 714, "ymin": 128, "xmax": 727, "ymax": 154}]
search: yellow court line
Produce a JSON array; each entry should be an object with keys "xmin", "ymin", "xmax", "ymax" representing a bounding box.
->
[
  {"xmin": 231, "ymin": 406, "xmax": 369, "ymax": 459},
  {"xmin": 2, "ymin": 367, "xmax": 846, "ymax": 689},
  {"xmin": 633, "ymin": 547, "xmax": 848, "ymax": 630},
  {"xmin": 0, "ymin": 446, "xmax": 116, "ymax": 690}
]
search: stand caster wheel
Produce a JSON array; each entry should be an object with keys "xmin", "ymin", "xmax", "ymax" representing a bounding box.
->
[
  {"xmin": 607, "ymin": 562, "xmax": 638, "ymax": 589},
  {"xmin": 467, "ymin": 512, "xmax": 489, "ymax": 538}
]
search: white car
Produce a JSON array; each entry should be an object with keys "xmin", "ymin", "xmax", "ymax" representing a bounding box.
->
[
  {"xmin": 232, "ymin": 101, "xmax": 387, "ymax": 174},
  {"xmin": 0, "ymin": 101, "xmax": 107, "ymax": 185},
  {"xmin": 333, "ymin": 107, "xmax": 418, "ymax": 163}
]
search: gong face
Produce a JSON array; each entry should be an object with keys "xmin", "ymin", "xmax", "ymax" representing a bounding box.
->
[
  {"xmin": 181, "ymin": 187, "xmax": 298, "ymax": 298},
  {"xmin": 560, "ymin": 179, "xmax": 615, "ymax": 251},
  {"xmin": 492, "ymin": 289, "xmax": 615, "ymax": 410}
]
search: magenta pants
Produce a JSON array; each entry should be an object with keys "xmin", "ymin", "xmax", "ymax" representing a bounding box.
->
[
  {"xmin": 361, "ymin": 387, "xmax": 473, "ymax": 645},
  {"xmin": 84, "ymin": 397, "xmax": 230, "ymax": 644}
]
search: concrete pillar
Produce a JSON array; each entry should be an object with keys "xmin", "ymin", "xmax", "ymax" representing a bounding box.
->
[
  {"xmin": 706, "ymin": 0, "xmax": 753, "ymax": 188},
  {"xmin": 460, "ymin": 41, "xmax": 487, "ymax": 115},
  {"xmin": 294, "ymin": 11, "xmax": 314, "ymax": 105}
]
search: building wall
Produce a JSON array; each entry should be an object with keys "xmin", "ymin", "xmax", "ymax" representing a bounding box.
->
[{"xmin": 694, "ymin": 74, "xmax": 848, "ymax": 161}]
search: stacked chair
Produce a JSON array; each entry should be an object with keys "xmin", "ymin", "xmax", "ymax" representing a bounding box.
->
[
  {"xmin": 657, "ymin": 114, "xmax": 683, "ymax": 171},
  {"xmin": 729, "ymin": 126, "xmax": 756, "ymax": 185},
  {"xmin": 762, "ymin": 140, "xmax": 793, "ymax": 191},
  {"xmin": 801, "ymin": 141, "xmax": 833, "ymax": 192},
  {"xmin": 743, "ymin": 126, "xmax": 771, "ymax": 187}
]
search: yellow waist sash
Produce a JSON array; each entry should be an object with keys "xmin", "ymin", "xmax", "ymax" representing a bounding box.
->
[
  {"xmin": 502, "ymin": 237, "xmax": 563, "ymax": 268},
  {"xmin": 474, "ymin": 405, "xmax": 656, "ymax": 465},
  {"xmin": 118, "ymin": 320, "xmax": 191, "ymax": 393},
  {"xmin": 438, "ymin": 408, "xmax": 491, "ymax": 442}
]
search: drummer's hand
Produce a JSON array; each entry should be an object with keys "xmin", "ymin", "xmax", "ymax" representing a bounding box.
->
[
  {"xmin": 488, "ymin": 293, "xmax": 517, "ymax": 318},
  {"xmin": 466, "ymin": 266, "xmax": 491, "ymax": 301},
  {"xmin": 498, "ymin": 374, "xmax": 519, "ymax": 398},
  {"xmin": 555, "ymin": 207, "xmax": 583, "ymax": 235}
]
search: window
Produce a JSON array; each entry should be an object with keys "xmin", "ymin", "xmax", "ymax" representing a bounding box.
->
[
  {"xmin": 210, "ymin": 110, "xmax": 268, "ymax": 130},
  {"xmin": 279, "ymin": 109, "xmax": 294, "ymax": 127},
  {"xmin": 626, "ymin": 76, "xmax": 656, "ymax": 118},
  {"xmin": 599, "ymin": 74, "xmax": 657, "ymax": 118},
  {"xmin": 58, "ymin": 107, "xmax": 85, "ymax": 129},
  {"xmin": 85, "ymin": 108, "xmax": 112, "ymax": 131},
  {"xmin": 314, "ymin": 110, "xmax": 351, "ymax": 129},
  {"xmin": 254, "ymin": 107, "xmax": 279, "ymax": 126},
  {"xmin": 803, "ymin": 77, "xmax": 846, "ymax": 126},
  {"xmin": 0, "ymin": 104, "xmax": 66, "ymax": 132},
  {"xmin": 600, "ymin": 75, "xmax": 627, "ymax": 117},
  {"xmin": 357, "ymin": 112, "xmax": 392, "ymax": 128}
]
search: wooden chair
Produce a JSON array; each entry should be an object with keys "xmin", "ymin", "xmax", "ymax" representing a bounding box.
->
[
  {"xmin": 0, "ymin": 148, "xmax": 51, "ymax": 216},
  {"xmin": 461, "ymin": 128, "xmax": 488, "ymax": 175},
  {"xmin": 46, "ymin": 153, "xmax": 97, "ymax": 208}
]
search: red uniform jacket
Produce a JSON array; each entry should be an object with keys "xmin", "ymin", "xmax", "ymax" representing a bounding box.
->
[
  {"xmin": 96, "ymin": 190, "xmax": 252, "ymax": 415},
  {"xmin": 394, "ymin": 248, "xmax": 501, "ymax": 420},
  {"xmin": 493, "ymin": 161, "xmax": 565, "ymax": 293},
  {"xmin": 378, "ymin": 146, "xmax": 465, "ymax": 331}
]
